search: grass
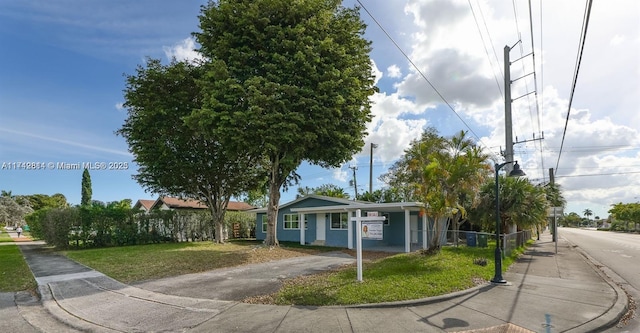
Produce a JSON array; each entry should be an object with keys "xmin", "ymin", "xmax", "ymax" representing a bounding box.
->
[
  {"xmin": 0, "ymin": 245, "xmax": 38, "ymax": 292},
  {"xmin": 63, "ymin": 240, "xmax": 328, "ymax": 283},
  {"xmin": 0, "ymin": 231, "xmax": 13, "ymax": 242},
  {"xmin": 63, "ymin": 238, "xmax": 531, "ymax": 306},
  {"xmin": 269, "ymin": 243, "xmax": 523, "ymax": 306}
]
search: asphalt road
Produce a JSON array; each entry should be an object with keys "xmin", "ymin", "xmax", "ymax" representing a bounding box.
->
[{"xmin": 560, "ymin": 227, "xmax": 640, "ymax": 333}]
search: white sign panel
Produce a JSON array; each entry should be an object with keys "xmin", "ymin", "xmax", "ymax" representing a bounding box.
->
[{"xmin": 362, "ymin": 222, "xmax": 383, "ymax": 240}]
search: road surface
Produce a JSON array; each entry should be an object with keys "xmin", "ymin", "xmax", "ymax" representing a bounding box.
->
[{"xmin": 560, "ymin": 227, "xmax": 640, "ymax": 332}]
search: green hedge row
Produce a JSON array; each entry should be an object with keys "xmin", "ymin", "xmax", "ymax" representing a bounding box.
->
[{"xmin": 25, "ymin": 206, "xmax": 255, "ymax": 249}]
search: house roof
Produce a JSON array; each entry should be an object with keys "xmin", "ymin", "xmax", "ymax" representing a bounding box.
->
[
  {"xmin": 252, "ymin": 194, "xmax": 374, "ymax": 213},
  {"xmin": 133, "ymin": 199, "xmax": 155, "ymax": 211},
  {"xmin": 227, "ymin": 201, "xmax": 255, "ymax": 211},
  {"xmin": 290, "ymin": 202, "xmax": 424, "ymax": 213},
  {"xmin": 147, "ymin": 197, "xmax": 255, "ymax": 211}
]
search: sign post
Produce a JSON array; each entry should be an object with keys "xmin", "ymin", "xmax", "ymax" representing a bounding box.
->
[{"xmin": 352, "ymin": 210, "xmax": 386, "ymax": 282}]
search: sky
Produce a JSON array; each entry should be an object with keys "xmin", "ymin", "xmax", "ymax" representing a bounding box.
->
[{"xmin": 1, "ymin": 0, "xmax": 638, "ymax": 219}]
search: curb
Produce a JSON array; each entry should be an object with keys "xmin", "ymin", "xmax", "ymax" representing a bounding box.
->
[
  {"xmin": 562, "ymin": 237, "xmax": 628, "ymax": 333},
  {"xmin": 38, "ymin": 284, "xmax": 121, "ymax": 333},
  {"xmin": 344, "ymin": 282, "xmax": 493, "ymax": 309}
]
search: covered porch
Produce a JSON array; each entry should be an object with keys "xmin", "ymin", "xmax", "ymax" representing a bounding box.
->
[{"xmin": 291, "ymin": 202, "xmax": 429, "ymax": 253}]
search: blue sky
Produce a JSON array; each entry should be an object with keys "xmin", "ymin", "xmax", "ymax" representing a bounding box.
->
[{"xmin": 1, "ymin": 0, "xmax": 638, "ymax": 219}]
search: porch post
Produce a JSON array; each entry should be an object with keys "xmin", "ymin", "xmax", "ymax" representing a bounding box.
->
[
  {"xmin": 404, "ymin": 209, "xmax": 410, "ymax": 253},
  {"xmin": 422, "ymin": 213, "xmax": 427, "ymax": 250},
  {"xmin": 299, "ymin": 213, "xmax": 305, "ymax": 245}
]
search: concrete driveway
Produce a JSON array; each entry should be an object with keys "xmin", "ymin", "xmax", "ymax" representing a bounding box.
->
[{"xmin": 132, "ymin": 251, "xmax": 355, "ymax": 301}]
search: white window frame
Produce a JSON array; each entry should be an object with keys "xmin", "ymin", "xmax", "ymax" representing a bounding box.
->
[
  {"xmin": 283, "ymin": 214, "xmax": 300, "ymax": 230},
  {"xmin": 283, "ymin": 214, "xmax": 309, "ymax": 230},
  {"xmin": 329, "ymin": 212, "xmax": 349, "ymax": 230}
]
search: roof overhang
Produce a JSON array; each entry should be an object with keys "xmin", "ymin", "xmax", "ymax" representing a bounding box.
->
[{"xmin": 290, "ymin": 202, "xmax": 424, "ymax": 214}]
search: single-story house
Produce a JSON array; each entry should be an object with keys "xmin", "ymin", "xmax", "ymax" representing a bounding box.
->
[
  {"xmin": 133, "ymin": 197, "xmax": 254, "ymax": 213},
  {"xmin": 254, "ymin": 195, "xmax": 436, "ymax": 253}
]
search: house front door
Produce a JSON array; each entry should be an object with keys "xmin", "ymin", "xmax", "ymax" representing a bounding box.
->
[{"xmin": 316, "ymin": 213, "xmax": 326, "ymax": 241}]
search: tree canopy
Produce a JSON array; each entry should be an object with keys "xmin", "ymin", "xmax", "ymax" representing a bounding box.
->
[
  {"xmin": 296, "ymin": 184, "xmax": 350, "ymax": 199},
  {"xmin": 470, "ymin": 176, "xmax": 548, "ymax": 233},
  {"xmin": 119, "ymin": 59, "xmax": 263, "ymax": 243},
  {"xmin": 187, "ymin": 0, "xmax": 377, "ymax": 245}
]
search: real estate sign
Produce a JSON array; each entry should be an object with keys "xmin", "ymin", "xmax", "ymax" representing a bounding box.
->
[{"xmin": 362, "ymin": 222, "xmax": 383, "ymax": 240}]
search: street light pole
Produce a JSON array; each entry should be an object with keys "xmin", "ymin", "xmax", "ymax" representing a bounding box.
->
[{"xmin": 491, "ymin": 161, "xmax": 525, "ymax": 284}]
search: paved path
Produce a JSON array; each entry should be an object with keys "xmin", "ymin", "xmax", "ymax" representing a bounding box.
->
[{"xmin": 1, "ymin": 231, "xmax": 629, "ymax": 332}]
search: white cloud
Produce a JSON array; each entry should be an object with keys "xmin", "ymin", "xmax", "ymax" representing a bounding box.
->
[
  {"xmin": 115, "ymin": 102, "xmax": 125, "ymax": 111},
  {"xmin": 163, "ymin": 37, "xmax": 203, "ymax": 64},
  {"xmin": 371, "ymin": 60, "xmax": 383, "ymax": 85},
  {"xmin": 387, "ymin": 64, "xmax": 402, "ymax": 78},
  {"xmin": 349, "ymin": 0, "xmax": 640, "ymax": 219}
]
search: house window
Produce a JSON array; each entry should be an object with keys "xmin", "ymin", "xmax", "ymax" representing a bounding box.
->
[
  {"xmin": 262, "ymin": 215, "xmax": 268, "ymax": 233},
  {"xmin": 283, "ymin": 214, "xmax": 308, "ymax": 230},
  {"xmin": 284, "ymin": 214, "xmax": 299, "ymax": 229},
  {"xmin": 330, "ymin": 212, "xmax": 349, "ymax": 230}
]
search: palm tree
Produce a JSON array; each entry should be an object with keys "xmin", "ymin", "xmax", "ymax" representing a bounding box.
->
[
  {"xmin": 471, "ymin": 176, "xmax": 548, "ymax": 234},
  {"xmin": 583, "ymin": 208, "xmax": 593, "ymax": 227},
  {"xmin": 402, "ymin": 129, "xmax": 490, "ymax": 251}
]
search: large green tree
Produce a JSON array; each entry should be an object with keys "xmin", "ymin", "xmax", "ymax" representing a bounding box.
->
[
  {"xmin": 188, "ymin": 0, "xmax": 376, "ymax": 246},
  {"xmin": 81, "ymin": 169, "xmax": 92, "ymax": 206},
  {"xmin": 25, "ymin": 193, "xmax": 68, "ymax": 211},
  {"xmin": 119, "ymin": 60, "xmax": 263, "ymax": 243},
  {"xmin": 0, "ymin": 194, "xmax": 33, "ymax": 227}
]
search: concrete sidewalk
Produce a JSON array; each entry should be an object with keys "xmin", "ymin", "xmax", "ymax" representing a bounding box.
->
[{"xmin": 3, "ymin": 232, "xmax": 628, "ymax": 332}]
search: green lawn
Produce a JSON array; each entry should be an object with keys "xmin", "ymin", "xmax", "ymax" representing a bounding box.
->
[
  {"xmin": 0, "ymin": 231, "xmax": 14, "ymax": 242},
  {"xmin": 63, "ymin": 240, "xmax": 330, "ymax": 283},
  {"xmin": 272, "ymin": 244, "xmax": 525, "ymax": 306},
  {"xmin": 0, "ymin": 245, "xmax": 37, "ymax": 292},
  {"xmin": 63, "ymin": 239, "xmax": 530, "ymax": 306}
]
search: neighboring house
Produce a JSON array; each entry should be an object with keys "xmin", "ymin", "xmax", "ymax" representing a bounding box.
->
[
  {"xmin": 134, "ymin": 197, "xmax": 255, "ymax": 212},
  {"xmin": 134, "ymin": 197, "xmax": 256, "ymax": 241},
  {"xmin": 133, "ymin": 199, "xmax": 155, "ymax": 213},
  {"xmin": 254, "ymin": 195, "xmax": 431, "ymax": 253}
]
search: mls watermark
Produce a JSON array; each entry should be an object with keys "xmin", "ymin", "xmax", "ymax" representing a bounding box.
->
[{"xmin": 1, "ymin": 161, "xmax": 129, "ymax": 171}]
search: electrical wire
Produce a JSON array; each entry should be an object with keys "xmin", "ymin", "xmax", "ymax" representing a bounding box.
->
[
  {"xmin": 468, "ymin": 0, "xmax": 503, "ymax": 99},
  {"xmin": 556, "ymin": 171, "xmax": 640, "ymax": 178},
  {"xmin": 528, "ymin": 0, "xmax": 545, "ymax": 181},
  {"xmin": 355, "ymin": 0, "xmax": 499, "ymax": 161},
  {"xmin": 555, "ymin": 0, "xmax": 594, "ymax": 173}
]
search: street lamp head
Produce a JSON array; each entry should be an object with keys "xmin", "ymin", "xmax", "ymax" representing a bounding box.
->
[{"xmin": 508, "ymin": 161, "xmax": 526, "ymax": 177}]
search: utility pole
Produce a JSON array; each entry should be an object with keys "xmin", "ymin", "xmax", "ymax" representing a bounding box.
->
[
  {"xmin": 504, "ymin": 45, "xmax": 514, "ymax": 174},
  {"xmin": 549, "ymin": 167, "xmax": 559, "ymax": 254},
  {"xmin": 369, "ymin": 143, "xmax": 378, "ymax": 194},
  {"xmin": 350, "ymin": 166, "xmax": 358, "ymax": 199}
]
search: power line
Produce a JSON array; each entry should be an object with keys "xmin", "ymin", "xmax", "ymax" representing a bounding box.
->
[
  {"xmin": 527, "ymin": 0, "xmax": 545, "ymax": 182},
  {"xmin": 556, "ymin": 170, "xmax": 640, "ymax": 178},
  {"xmin": 475, "ymin": 0, "xmax": 504, "ymax": 83},
  {"xmin": 355, "ymin": 0, "xmax": 499, "ymax": 161},
  {"xmin": 555, "ymin": 0, "xmax": 594, "ymax": 173},
  {"xmin": 468, "ymin": 0, "xmax": 503, "ymax": 99}
]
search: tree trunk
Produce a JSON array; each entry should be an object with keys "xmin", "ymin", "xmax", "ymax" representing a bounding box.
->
[
  {"xmin": 428, "ymin": 216, "xmax": 449, "ymax": 251},
  {"xmin": 264, "ymin": 178, "xmax": 281, "ymax": 246},
  {"xmin": 264, "ymin": 157, "xmax": 283, "ymax": 247},
  {"xmin": 205, "ymin": 192, "xmax": 229, "ymax": 244}
]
